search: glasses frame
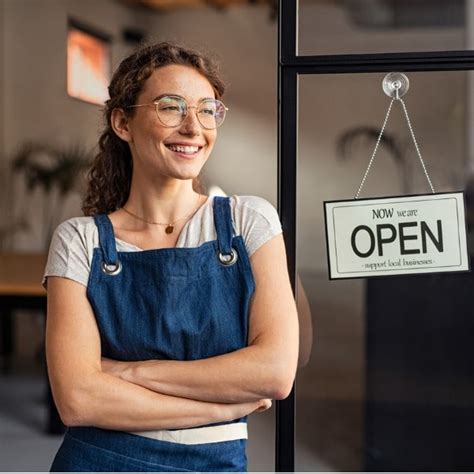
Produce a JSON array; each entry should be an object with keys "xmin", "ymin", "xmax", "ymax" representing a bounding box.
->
[{"xmin": 125, "ymin": 95, "xmax": 229, "ymax": 130}]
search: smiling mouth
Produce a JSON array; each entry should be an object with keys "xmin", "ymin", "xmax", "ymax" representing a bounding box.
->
[{"xmin": 166, "ymin": 144, "xmax": 203, "ymax": 155}]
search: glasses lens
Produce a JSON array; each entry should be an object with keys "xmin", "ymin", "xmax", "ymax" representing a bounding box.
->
[
  {"xmin": 197, "ymin": 99, "xmax": 227, "ymax": 129},
  {"xmin": 156, "ymin": 96, "xmax": 186, "ymax": 126}
]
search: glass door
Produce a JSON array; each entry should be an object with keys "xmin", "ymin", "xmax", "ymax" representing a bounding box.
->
[{"xmin": 281, "ymin": 1, "xmax": 474, "ymax": 470}]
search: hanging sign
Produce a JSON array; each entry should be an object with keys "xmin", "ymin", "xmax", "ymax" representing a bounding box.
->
[
  {"xmin": 324, "ymin": 72, "xmax": 470, "ymax": 280},
  {"xmin": 324, "ymin": 192, "xmax": 469, "ymax": 279}
]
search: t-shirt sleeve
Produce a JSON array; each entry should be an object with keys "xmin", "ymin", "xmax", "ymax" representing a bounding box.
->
[
  {"xmin": 42, "ymin": 219, "xmax": 91, "ymax": 289},
  {"xmin": 232, "ymin": 195, "xmax": 283, "ymax": 257}
]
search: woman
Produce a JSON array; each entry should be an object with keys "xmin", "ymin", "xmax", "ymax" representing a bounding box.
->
[{"xmin": 43, "ymin": 41, "xmax": 299, "ymax": 472}]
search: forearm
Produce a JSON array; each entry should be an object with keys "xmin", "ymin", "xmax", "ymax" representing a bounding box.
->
[
  {"xmin": 122, "ymin": 345, "xmax": 293, "ymax": 404},
  {"xmin": 63, "ymin": 369, "xmax": 234, "ymax": 430}
]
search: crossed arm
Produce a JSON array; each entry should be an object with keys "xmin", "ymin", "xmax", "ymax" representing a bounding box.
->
[
  {"xmin": 101, "ymin": 234, "xmax": 299, "ymax": 404},
  {"xmin": 46, "ymin": 233, "xmax": 299, "ymax": 429}
]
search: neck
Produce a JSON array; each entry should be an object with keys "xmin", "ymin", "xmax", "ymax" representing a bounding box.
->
[{"xmin": 125, "ymin": 173, "xmax": 201, "ymax": 225}]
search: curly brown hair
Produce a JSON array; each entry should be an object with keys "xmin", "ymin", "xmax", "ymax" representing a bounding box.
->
[{"xmin": 81, "ymin": 41, "xmax": 226, "ymax": 216}]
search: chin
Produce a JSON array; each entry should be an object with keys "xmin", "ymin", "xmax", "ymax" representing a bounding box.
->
[
  {"xmin": 172, "ymin": 169, "xmax": 203, "ymax": 181},
  {"xmin": 175, "ymin": 162, "xmax": 207, "ymax": 179}
]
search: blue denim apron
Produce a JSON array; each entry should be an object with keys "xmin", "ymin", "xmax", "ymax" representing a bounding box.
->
[{"xmin": 50, "ymin": 196, "xmax": 256, "ymax": 472}]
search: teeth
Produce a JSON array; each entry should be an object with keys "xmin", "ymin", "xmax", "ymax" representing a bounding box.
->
[{"xmin": 167, "ymin": 144, "xmax": 200, "ymax": 154}]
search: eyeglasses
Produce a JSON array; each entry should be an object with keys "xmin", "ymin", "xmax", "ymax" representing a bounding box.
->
[{"xmin": 126, "ymin": 95, "xmax": 228, "ymax": 130}]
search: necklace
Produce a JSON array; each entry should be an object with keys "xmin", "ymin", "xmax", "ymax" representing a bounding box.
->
[{"xmin": 121, "ymin": 194, "xmax": 203, "ymax": 234}]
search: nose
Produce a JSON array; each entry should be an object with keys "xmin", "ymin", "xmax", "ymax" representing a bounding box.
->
[{"xmin": 179, "ymin": 106, "xmax": 201, "ymax": 135}]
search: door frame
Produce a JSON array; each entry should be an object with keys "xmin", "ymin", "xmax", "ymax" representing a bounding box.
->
[{"xmin": 276, "ymin": 0, "xmax": 474, "ymax": 470}]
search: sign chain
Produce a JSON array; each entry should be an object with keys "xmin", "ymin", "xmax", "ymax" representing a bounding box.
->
[
  {"xmin": 399, "ymin": 98, "xmax": 436, "ymax": 195},
  {"xmin": 355, "ymin": 97, "xmax": 436, "ymax": 199},
  {"xmin": 355, "ymin": 98, "xmax": 395, "ymax": 199}
]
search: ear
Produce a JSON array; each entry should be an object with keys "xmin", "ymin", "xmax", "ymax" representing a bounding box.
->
[{"xmin": 111, "ymin": 108, "xmax": 133, "ymax": 142}]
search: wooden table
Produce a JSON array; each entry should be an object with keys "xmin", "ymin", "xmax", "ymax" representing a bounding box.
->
[
  {"xmin": 0, "ymin": 252, "xmax": 48, "ymax": 298},
  {"xmin": 0, "ymin": 252, "xmax": 65, "ymax": 434}
]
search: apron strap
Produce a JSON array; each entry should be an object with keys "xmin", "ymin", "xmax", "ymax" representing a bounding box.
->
[
  {"xmin": 213, "ymin": 196, "xmax": 235, "ymax": 256},
  {"xmin": 94, "ymin": 214, "xmax": 119, "ymax": 266}
]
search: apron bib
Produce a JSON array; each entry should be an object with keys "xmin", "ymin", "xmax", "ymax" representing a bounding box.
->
[{"xmin": 50, "ymin": 197, "xmax": 256, "ymax": 472}]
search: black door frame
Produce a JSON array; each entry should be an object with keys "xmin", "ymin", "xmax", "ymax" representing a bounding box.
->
[{"xmin": 276, "ymin": 0, "xmax": 474, "ymax": 471}]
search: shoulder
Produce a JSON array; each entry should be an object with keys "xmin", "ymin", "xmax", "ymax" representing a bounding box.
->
[
  {"xmin": 54, "ymin": 216, "xmax": 96, "ymax": 238},
  {"xmin": 228, "ymin": 195, "xmax": 282, "ymax": 257},
  {"xmin": 231, "ymin": 194, "xmax": 276, "ymax": 210},
  {"xmin": 51, "ymin": 216, "xmax": 99, "ymax": 259},
  {"xmin": 231, "ymin": 195, "xmax": 281, "ymax": 229},
  {"xmin": 50, "ymin": 216, "xmax": 98, "ymax": 255},
  {"xmin": 43, "ymin": 216, "xmax": 97, "ymax": 289}
]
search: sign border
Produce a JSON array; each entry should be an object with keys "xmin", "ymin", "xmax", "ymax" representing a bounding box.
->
[{"xmin": 323, "ymin": 191, "xmax": 471, "ymax": 281}]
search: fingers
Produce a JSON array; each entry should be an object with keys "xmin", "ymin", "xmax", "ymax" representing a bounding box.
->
[{"xmin": 255, "ymin": 398, "xmax": 272, "ymax": 412}]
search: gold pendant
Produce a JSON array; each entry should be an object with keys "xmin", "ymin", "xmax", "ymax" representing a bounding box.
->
[{"xmin": 165, "ymin": 225, "xmax": 174, "ymax": 234}]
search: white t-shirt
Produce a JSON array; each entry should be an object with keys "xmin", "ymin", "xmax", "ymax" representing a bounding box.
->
[{"xmin": 42, "ymin": 195, "xmax": 282, "ymax": 288}]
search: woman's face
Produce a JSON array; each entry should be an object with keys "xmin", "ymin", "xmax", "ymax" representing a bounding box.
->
[{"xmin": 119, "ymin": 64, "xmax": 218, "ymax": 183}]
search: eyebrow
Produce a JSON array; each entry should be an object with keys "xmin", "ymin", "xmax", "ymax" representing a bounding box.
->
[{"xmin": 151, "ymin": 93, "xmax": 215, "ymax": 102}]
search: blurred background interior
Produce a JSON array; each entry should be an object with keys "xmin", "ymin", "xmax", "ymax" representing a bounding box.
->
[{"xmin": 2, "ymin": 0, "xmax": 474, "ymax": 471}]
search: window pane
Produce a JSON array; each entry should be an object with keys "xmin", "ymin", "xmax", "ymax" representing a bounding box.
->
[
  {"xmin": 296, "ymin": 70, "xmax": 474, "ymax": 470},
  {"xmin": 298, "ymin": 0, "xmax": 467, "ymax": 56}
]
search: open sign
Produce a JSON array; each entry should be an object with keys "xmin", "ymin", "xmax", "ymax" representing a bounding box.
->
[{"xmin": 324, "ymin": 192, "xmax": 469, "ymax": 279}]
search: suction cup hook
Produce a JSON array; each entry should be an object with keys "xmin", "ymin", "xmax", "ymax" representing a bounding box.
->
[{"xmin": 382, "ymin": 72, "xmax": 409, "ymax": 99}]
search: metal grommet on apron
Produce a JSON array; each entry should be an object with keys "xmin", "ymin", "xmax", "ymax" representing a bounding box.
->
[
  {"xmin": 52, "ymin": 197, "xmax": 256, "ymax": 473},
  {"xmin": 101, "ymin": 261, "xmax": 122, "ymax": 275},
  {"xmin": 218, "ymin": 248, "xmax": 238, "ymax": 266}
]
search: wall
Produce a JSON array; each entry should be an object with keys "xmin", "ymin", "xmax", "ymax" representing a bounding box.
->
[
  {"xmin": 1, "ymin": 0, "xmax": 147, "ymax": 250},
  {"xmin": 0, "ymin": 0, "xmax": 7, "ymax": 246}
]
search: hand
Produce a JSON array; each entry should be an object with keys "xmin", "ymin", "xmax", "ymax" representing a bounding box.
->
[
  {"xmin": 101, "ymin": 357, "xmax": 133, "ymax": 381},
  {"xmin": 222, "ymin": 398, "xmax": 272, "ymax": 422},
  {"xmin": 254, "ymin": 398, "xmax": 272, "ymax": 412}
]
